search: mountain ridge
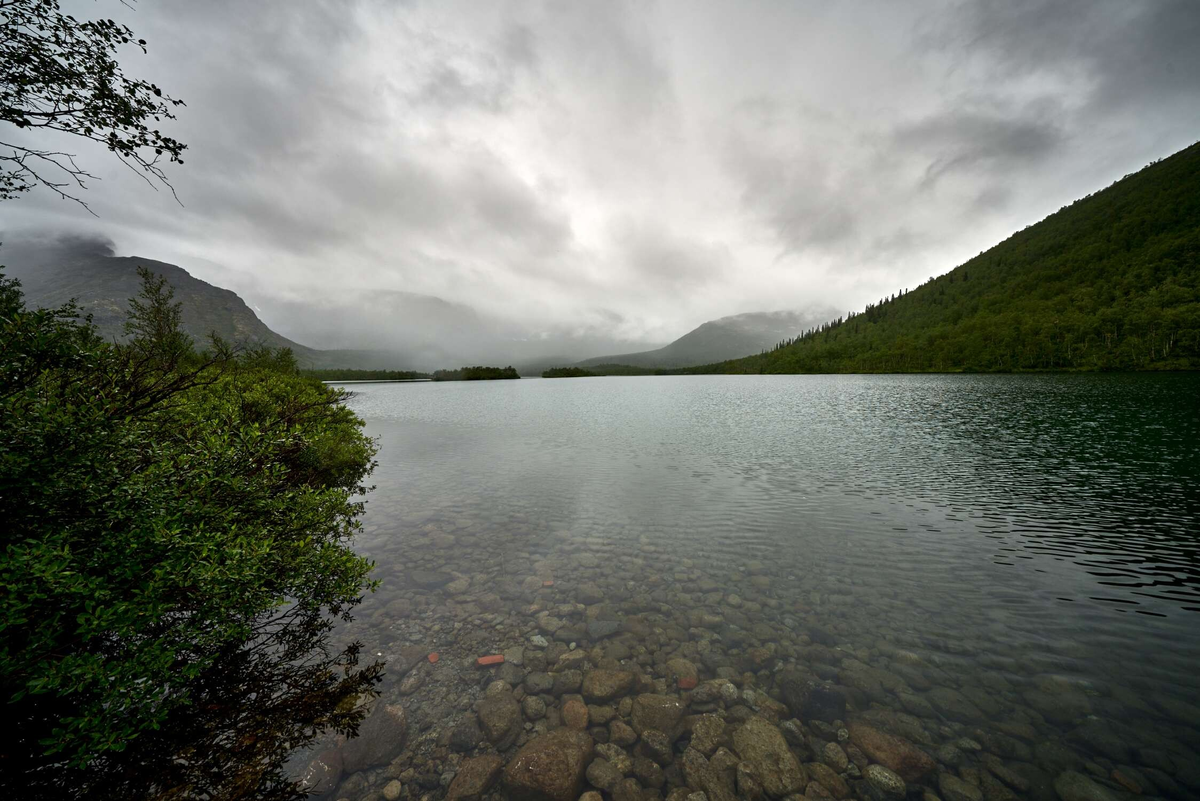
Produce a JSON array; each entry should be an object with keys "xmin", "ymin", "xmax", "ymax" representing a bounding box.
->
[
  {"xmin": 575, "ymin": 308, "xmax": 840, "ymax": 369},
  {"xmin": 1, "ymin": 240, "xmax": 319, "ymax": 359},
  {"xmin": 674, "ymin": 142, "xmax": 1200, "ymax": 374}
]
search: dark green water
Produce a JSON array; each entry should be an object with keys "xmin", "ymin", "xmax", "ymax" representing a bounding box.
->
[{"xmin": 331, "ymin": 373, "xmax": 1200, "ymax": 799}]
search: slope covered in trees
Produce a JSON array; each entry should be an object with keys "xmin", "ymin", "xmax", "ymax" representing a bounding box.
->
[{"xmin": 682, "ymin": 143, "xmax": 1200, "ymax": 374}]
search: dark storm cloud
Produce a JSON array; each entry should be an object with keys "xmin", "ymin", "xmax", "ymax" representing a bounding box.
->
[{"xmin": 5, "ymin": 1, "xmax": 1198, "ymax": 345}]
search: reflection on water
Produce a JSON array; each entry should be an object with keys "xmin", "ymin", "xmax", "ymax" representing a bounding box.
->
[{"xmin": 324, "ymin": 374, "xmax": 1200, "ymax": 800}]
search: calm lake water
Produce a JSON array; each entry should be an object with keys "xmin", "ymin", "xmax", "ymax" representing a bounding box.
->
[{"xmin": 327, "ymin": 374, "xmax": 1200, "ymax": 800}]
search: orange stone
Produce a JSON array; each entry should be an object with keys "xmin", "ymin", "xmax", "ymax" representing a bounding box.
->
[
  {"xmin": 678, "ymin": 676, "xmax": 698, "ymax": 690},
  {"xmin": 543, "ymin": 580, "xmax": 554, "ymax": 587},
  {"xmin": 428, "ymin": 652, "xmax": 439, "ymax": 663},
  {"xmin": 477, "ymin": 654, "xmax": 505, "ymax": 666}
]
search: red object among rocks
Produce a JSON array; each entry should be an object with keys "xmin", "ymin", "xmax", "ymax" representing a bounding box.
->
[
  {"xmin": 678, "ymin": 676, "xmax": 698, "ymax": 690},
  {"xmin": 428, "ymin": 652, "xmax": 439, "ymax": 663},
  {"xmin": 477, "ymin": 654, "xmax": 505, "ymax": 667},
  {"xmin": 543, "ymin": 580, "xmax": 554, "ymax": 587}
]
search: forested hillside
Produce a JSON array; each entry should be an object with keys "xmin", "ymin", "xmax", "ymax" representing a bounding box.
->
[{"xmin": 682, "ymin": 143, "xmax": 1200, "ymax": 374}]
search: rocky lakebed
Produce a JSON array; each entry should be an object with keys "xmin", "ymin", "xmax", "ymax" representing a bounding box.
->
[{"xmin": 293, "ymin": 508, "xmax": 1200, "ymax": 801}]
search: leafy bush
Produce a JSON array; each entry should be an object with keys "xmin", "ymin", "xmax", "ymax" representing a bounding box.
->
[{"xmin": 0, "ymin": 269, "xmax": 382, "ymax": 799}]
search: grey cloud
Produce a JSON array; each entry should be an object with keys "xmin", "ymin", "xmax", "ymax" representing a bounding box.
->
[
  {"xmin": 413, "ymin": 65, "xmax": 510, "ymax": 112},
  {"xmin": 611, "ymin": 220, "xmax": 731, "ymax": 288},
  {"xmin": 724, "ymin": 135, "xmax": 862, "ymax": 254},
  {"xmin": 939, "ymin": 0, "xmax": 1200, "ymax": 114},
  {"xmin": 1, "ymin": 231, "xmax": 116, "ymax": 269},
  {"xmin": 893, "ymin": 110, "xmax": 1066, "ymax": 188},
  {"xmin": 6, "ymin": 1, "xmax": 1198, "ymax": 345}
]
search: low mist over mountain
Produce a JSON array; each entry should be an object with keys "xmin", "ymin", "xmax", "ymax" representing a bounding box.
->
[
  {"xmin": 0, "ymin": 233, "xmax": 662, "ymax": 371},
  {"xmin": 1, "ymin": 234, "xmax": 315, "ymax": 357},
  {"xmin": 248, "ymin": 289, "xmax": 659, "ymax": 373},
  {"xmin": 577, "ymin": 308, "xmax": 841, "ymax": 369}
]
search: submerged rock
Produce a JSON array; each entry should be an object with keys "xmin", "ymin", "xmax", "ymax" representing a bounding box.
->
[
  {"xmin": 1053, "ymin": 770, "xmax": 1119, "ymax": 801},
  {"xmin": 297, "ymin": 748, "xmax": 342, "ymax": 796},
  {"xmin": 847, "ymin": 722, "xmax": 934, "ymax": 782},
  {"xmin": 731, "ymin": 717, "xmax": 807, "ymax": 798},
  {"xmin": 342, "ymin": 702, "xmax": 408, "ymax": 773},
  {"xmin": 582, "ymin": 669, "xmax": 636, "ymax": 702},
  {"xmin": 503, "ymin": 728, "xmax": 595, "ymax": 801},
  {"xmin": 631, "ymin": 693, "xmax": 686, "ymax": 735},
  {"xmin": 478, "ymin": 692, "xmax": 521, "ymax": 749},
  {"xmin": 447, "ymin": 755, "xmax": 504, "ymax": 801},
  {"xmin": 863, "ymin": 764, "xmax": 905, "ymax": 797}
]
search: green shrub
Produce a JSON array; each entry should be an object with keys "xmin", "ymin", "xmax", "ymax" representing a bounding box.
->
[{"xmin": 0, "ymin": 269, "xmax": 382, "ymax": 799}]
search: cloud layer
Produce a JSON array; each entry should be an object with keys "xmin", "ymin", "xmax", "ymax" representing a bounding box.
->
[{"xmin": 4, "ymin": 0, "xmax": 1198, "ymax": 344}]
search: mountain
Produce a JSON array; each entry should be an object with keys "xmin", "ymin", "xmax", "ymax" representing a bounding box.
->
[
  {"xmin": 0, "ymin": 236, "xmax": 662, "ymax": 372},
  {"xmin": 1, "ymin": 236, "xmax": 318, "ymax": 359},
  {"xmin": 246, "ymin": 289, "xmax": 661, "ymax": 373},
  {"xmin": 576, "ymin": 308, "xmax": 841, "ymax": 369},
  {"xmin": 680, "ymin": 142, "xmax": 1200, "ymax": 374}
]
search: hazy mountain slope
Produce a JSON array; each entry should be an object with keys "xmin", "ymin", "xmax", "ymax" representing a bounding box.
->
[
  {"xmin": 250, "ymin": 289, "xmax": 661, "ymax": 372},
  {"xmin": 577, "ymin": 309, "xmax": 840, "ymax": 369},
  {"xmin": 2, "ymin": 237, "xmax": 317, "ymax": 358},
  {"xmin": 679, "ymin": 143, "xmax": 1200, "ymax": 374}
]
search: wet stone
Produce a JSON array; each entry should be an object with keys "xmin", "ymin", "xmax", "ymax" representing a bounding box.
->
[
  {"xmin": 804, "ymin": 763, "xmax": 850, "ymax": 800},
  {"xmin": 863, "ymin": 764, "xmax": 905, "ymax": 797},
  {"xmin": 690, "ymin": 715, "xmax": 726, "ymax": 757},
  {"xmin": 587, "ymin": 758, "xmax": 624, "ymax": 792},
  {"xmin": 847, "ymin": 722, "xmax": 935, "ymax": 782},
  {"xmin": 640, "ymin": 729, "xmax": 674, "ymax": 765},
  {"xmin": 582, "ymin": 669, "xmax": 636, "ymax": 702},
  {"xmin": 589, "ymin": 704, "xmax": 617, "ymax": 724},
  {"xmin": 1053, "ymin": 770, "xmax": 1120, "ymax": 801},
  {"xmin": 553, "ymin": 669, "xmax": 583, "ymax": 696},
  {"xmin": 522, "ymin": 695, "xmax": 547, "ymax": 720},
  {"xmin": 503, "ymin": 728, "xmax": 595, "ymax": 801},
  {"xmin": 450, "ymin": 715, "xmax": 484, "ymax": 752},
  {"xmin": 342, "ymin": 702, "xmax": 409, "ymax": 773},
  {"xmin": 478, "ymin": 692, "xmax": 521, "ymax": 748},
  {"xmin": 588, "ymin": 620, "xmax": 622, "ymax": 640},
  {"xmin": 563, "ymin": 697, "xmax": 590, "ymax": 730},
  {"xmin": 821, "ymin": 741, "xmax": 849, "ymax": 772},
  {"xmin": 611, "ymin": 719, "xmax": 639, "ymax": 746},
  {"xmin": 597, "ymin": 741, "xmax": 634, "ymax": 773},
  {"xmin": 635, "ymin": 755, "xmax": 667, "ymax": 789},
  {"xmin": 525, "ymin": 672, "xmax": 554, "ymax": 695},
  {"xmin": 926, "ymin": 687, "xmax": 985, "ymax": 722},
  {"xmin": 409, "ymin": 569, "xmax": 452, "ymax": 589},
  {"xmin": 938, "ymin": 772, "xmax": 983, "ymax": 801},
  {"xmin": 446, "ymin": 755, "xmax": 503, "ymax": 801},
  {"xmin": 632, "ymin": 694, "xmax": 686, "ymax": 736},
  {"xmin": 731, "ymin": 717, "xmax": 807, "ymax": 798}
]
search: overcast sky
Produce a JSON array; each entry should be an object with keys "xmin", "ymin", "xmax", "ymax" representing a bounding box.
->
[{"xmin": 4, "ymin": 0, "xmax": 1198, "ymax": 343}]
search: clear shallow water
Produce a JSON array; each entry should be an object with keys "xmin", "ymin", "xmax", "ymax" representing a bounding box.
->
[{"xmin": 330, "ymin": 374, "xmax": 1200, "ymax": 799}]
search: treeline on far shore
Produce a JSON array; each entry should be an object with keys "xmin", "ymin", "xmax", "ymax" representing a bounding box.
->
[
  {"xmin": 432, "ymin": 365, "xmax": 520, "ymax": 381},
  {"xmin": 302, "ymin": 368, "xmax": 430, "ymax": 381},
  {"xmin": 543, "ymin": 363, "xmax": 666, "ymax": 377}
]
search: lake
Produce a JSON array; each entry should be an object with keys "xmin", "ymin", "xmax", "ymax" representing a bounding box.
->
[{"xmin": 325, "ymin": 374, "xmax": 1200, "ymax": 800}]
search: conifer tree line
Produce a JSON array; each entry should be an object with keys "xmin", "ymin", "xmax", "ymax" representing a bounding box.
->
[{"xmin": 690, "ymin": 143, "xmax": 1200, "ymax": 374}]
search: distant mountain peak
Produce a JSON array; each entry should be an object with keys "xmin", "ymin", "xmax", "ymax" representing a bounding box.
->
[{"xmin": 576, "ymin": 306, "xmax": 840, "ymax": 369}]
